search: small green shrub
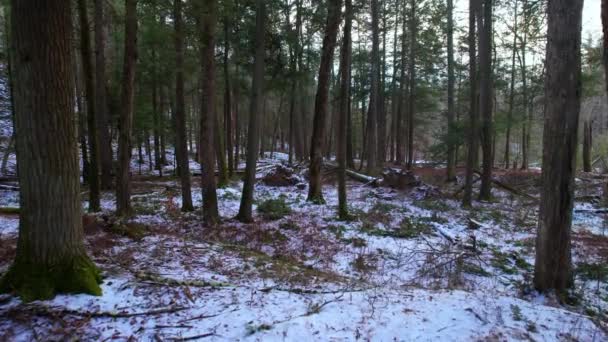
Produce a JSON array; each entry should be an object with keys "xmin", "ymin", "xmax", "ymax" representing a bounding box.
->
[
  {"xmin": 257, "ymin": 198, "xmax": 292, "ymax": 220},
  {"xmin": 576, "ymin": 263, "xmax": 608, "ymax": 282}
]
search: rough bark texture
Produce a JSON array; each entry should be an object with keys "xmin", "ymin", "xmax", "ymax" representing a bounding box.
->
[
  {"xmin": 94, "ymin": 0, "xmax": 113, "ymax": 189},
  {"xmin": 173, "ymin": 0, "xmax": 194, "ymax": 211},
  {"xmin": 463, "ymin": 0, "xmax": 479, "ymax": 207},
  {"xmin": 534, "ymin": 0, "xmax": 583, "ymax": 296},
  {"xmin": 77, "ymin": 0, "xmax": 101, "ymax": 212},
  {"xmin": 307, "ymin": 0, "xmax": 342, "ymax": 203},
  {"xmin": 116, "ymin": 0, "xmax": 138, "ymax": 216},
  {"xmin": 366, "ymin": 0, "xmax": 380, "ymax": 176},
  {"xmin": 337, "ymin": 0, "xmax": 352, "ymax": 219},
  {"xmin": 446, "ymin": 0, "xmax": 456, "ymax": 181},
  {"xmin": 0, "ymin": 0, "xmax": 101, "ymax": 301},
  {"xmin": 478, "ymin": 0, "xmax": 493, "ymax": 201},
  {"xmin": 198, "ymin": 0, "xmax": 220, "ymax": 225},
  {"xmin": 237, "ymin": 0, "xmax": 266, "ymax": 222}
]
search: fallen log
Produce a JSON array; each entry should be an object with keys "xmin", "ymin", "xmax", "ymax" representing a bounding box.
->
[
  {"xmin": 0, "ymin": 184, "xmax": 18, "ymax": 191},
  {"xmin": 474, "ymin": 170, "xmax": 538, "ymax": 202},
  {"xmin": 0, "ymin": 207, "xmax": 19, "ymax": 214},
  {"xmin": 574, "ymin": 208, "xmax": 608, "ymax": 214},
  {"xmin": 324, "ymin": 161, "xmax": 381, "ymax": 185}
]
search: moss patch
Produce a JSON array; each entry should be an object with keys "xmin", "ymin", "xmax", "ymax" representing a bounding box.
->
[{"xmin": 0, "ymin": 254, "xmax": 102, "ymax": 302}]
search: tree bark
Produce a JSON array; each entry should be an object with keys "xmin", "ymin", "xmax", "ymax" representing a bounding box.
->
[
  {"xmin": 366, "ymin": 0, "xmax": 380, "ymax": 175},
  {"xmin": 478, "ymin": 0, "xmax": 493, "ymax": 201},
  {"xmin": 173, "ymin": 0, "xmax": 194, "ymax": 211},
  {"xmin": 446, "ymin": 0, "xmax": 456, "ymax": 181},
  {"xmin": 406, "ymin": 0, "xmax": 417, "ymax": 170},
  {"xmin": 583, "ymin": 120, "xmax": 592, "ymax": 172},
  {"xmin": 237, "ymin": 0, "xmax": 266, "ymax": 222},
  {"xmin": 1, "ymin": 0, "xmax": 101, "ymax": 301},
  {"xmin": 197, "ymin": 0, "xmax": 220, "ymax": 225},
  {"xmin": 94, "ymin": 0, "xmax": 113, "ymax": 189},
  {"xmin": 337, "ymin": 0, "xmax": 352, "ymax": 219},
  {"xmin": 223, "ymin": 16, "xmax": 234, "ymax": 176},
  {"xmin": 463, "ymin": 0, "xmax": 479, "ymax": 207},
  {"xmin": 307, "ymin": 0, "xmax": 342, "ymax": 203},
  {"xmin": 534, "ymin": 0, "xmax": 583, "ymax": 296},
  {"xmin": 504, "ymin": 0, "xmax": 518, "ymax": 170},
  {"xmin": 116, "ymin": 0, "xmax": 138, "ymax": 216},
  {"xmin": 77, "ymin": 0, "xmax": 101, "ymax": 212}
]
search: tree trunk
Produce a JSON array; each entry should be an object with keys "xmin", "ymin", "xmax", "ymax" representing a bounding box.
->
[
  {"xmin": 197, "ymin": 0, "xmax": 220, "ymax": 225},
  {"xmin": 173, "ymin": 0, "xmax": 194, "ymax": 211},
  {"xmin": 446, "ymin": 0, "xmax": 456, "ymax": 181},
  {"xmin": 215, "ymin": 107, "xmax": 228, "ymax": 187},
  {"xmin": 77, "ymin": 0, "xmax": 101, "ymax": 212},
  {"xmin": 478, "ymin": 0, "xmax": 493, "ymax": 201},
  {"xmin": 463, "ymin": 0, "xmax": 479, "ymax": 207},
  {"xmin": 0, "ymin": 135, "xmax": 14, "ymax": 175},
  {"xmin": 116, "ymin": 0, "xmax": 138, "ymax": 216},
  {"xmin": 504, "ymin": 0, "xmax": 518, "ymax": 170},
  {"xmin": 337, "ymin": 0, "xmax": 352, "ymax": 219},
  {"xmin": 520, "ymin": 0, "xmax": 529, "ymax": 170},
  {"xmin": 366, "ymin": 0, "xmax": 380, "ymax": 175},
  {"xmin": 534, "ymin": 0, "xmax": 583, "ymax": 296},
  {"xmin": 95, "ymin": 0, "xmax": 113, "ymax": 190},
  {"xmin": 237, "ymin": 0, "xmax": 266, "ymax": 222},
  {"xmin": 406, "ymin": 0, "xmax": 417, "ymax": 170},
  {"xmin": 223, "ymin": 16, "xmax": 234, "ymax": 176},
  {"xmin": 396, "ymin": 4, "xmax": 407, "ymax": 165},
  {"xmin": 307, "ymin": 0, "xmax": 342, "ymax": 203},
  {"xmin": 0, "ymin": 0, "xmax": 101, "ymax": 301},
  {"xmin": 583, "ymin": 120, "xmax": 592, "ymax": 172}
]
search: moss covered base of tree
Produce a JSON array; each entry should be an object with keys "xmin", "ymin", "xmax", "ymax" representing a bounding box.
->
[{"xmin": 0, "ymin": 254, "xmax": 102, "ymax": 302}]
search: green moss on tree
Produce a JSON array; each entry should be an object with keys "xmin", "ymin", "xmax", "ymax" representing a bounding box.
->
[{"xmin": 0, "ymin": 254, "xmax": 102, "ymax": 302}]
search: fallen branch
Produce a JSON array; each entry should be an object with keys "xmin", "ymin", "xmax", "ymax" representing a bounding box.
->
[
  {"xmin": 0, "ymin": 207, "xmax": 19, "ymax": 214},
  {"xmin": 474, "ymin": 170, "xmax": 538, "ymax": 202},
  {"xmin": 134, "ymin": 271, "xmax": 231, "ymax": 289},
  {"xmin": 0, "ymin": 304, "xmax": 189, "ymax": 319},
  {"xmin": 574, "ymin": 208, "xmax": 608, "ymax": 214}
]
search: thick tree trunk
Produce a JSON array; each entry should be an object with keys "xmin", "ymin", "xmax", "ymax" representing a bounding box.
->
[
  {"xmin": 337, "ymin": 0, "xmax": 352, "ymax": 219},
  {"xmin": 463, "ymin": 0, "xmax": 479, "ymax": 207},
  {"xmin": 366, "ymin": 0, "xmax": 380, "ymax": 176},
  {"xmin": 1, "ymin": 0, "xmax": 101, "ymax": 301},
  {"xmin": 478, "ymin": 0, "xmax": 493, "ymax": 201},
  {"xmin": 237, "ymin": 0, "xmax": 266, "ymax": 222},
  {"xmin": 77, "ymin": 0, "xmax": 101, "ymax": 212},
  {"xmin": 197, "ymin": 0, "xmax": 220, "ymax": 225},
  {"xmin": 116, "ymin": 0, "xmax": 138, "ymax": 216},
  {"xmin": 307, "ymin": 0, "xmax": 342, "ymax": 203},
  {"xmin": 173, "ymin": 0, "xmax": 194, "ymax": 211},
  {"xmin": 446, "ymin": 0, "xmax": 456, "ymax": 181},
  {"xmin": 95, "ymin": 0, "xmax": 113, "ymax": 190},
  {"xmin": 534, "ymin": 0, "xmax": 583, "ymax": 296}
]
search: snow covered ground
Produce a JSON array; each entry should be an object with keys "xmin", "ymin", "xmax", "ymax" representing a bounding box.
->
[{"xmin": 0, "ymin": 158, "xmax": 607, "ymax": 341}]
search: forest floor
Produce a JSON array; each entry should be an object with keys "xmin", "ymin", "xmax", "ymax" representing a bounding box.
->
[{"xmin": 0, "ymin": 153, "xmax": 608, "ymax": 341}]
